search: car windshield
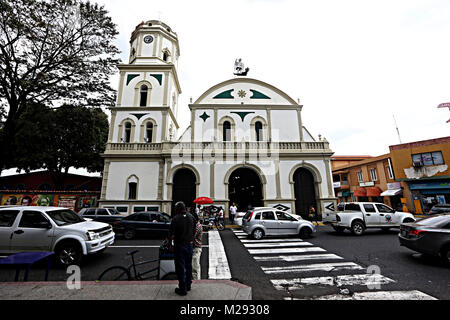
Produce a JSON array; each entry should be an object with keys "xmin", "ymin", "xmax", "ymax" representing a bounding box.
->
[
  {"xmin": 415, "ymin": 215, "xmax": 450, "ymax": 227},
  {"xmin": 46, "ymin": 209, "xmax": 85, "ymax": 226}
]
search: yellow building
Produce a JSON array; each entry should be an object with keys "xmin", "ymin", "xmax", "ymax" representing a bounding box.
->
[{"xmin": 389, "ymin": 136, "xmax": 450, "ymax": 214}]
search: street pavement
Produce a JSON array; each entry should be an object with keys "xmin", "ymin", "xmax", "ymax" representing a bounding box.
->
[
  {"xmin": 0, "ymin": 221, "xmax": 449, "ymax": 300},
  {"xmin": 226, "ymin": 224, "xmax": 449, "ymax": 300}
]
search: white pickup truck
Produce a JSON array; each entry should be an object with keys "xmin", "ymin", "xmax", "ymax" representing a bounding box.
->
[
  {"xmin": 322, "ymin": 202, "xmax": 416, "ymax": 235},
  {"xmin": 0, "ymin": 206, "xmax": 115, "ymax": 265}
]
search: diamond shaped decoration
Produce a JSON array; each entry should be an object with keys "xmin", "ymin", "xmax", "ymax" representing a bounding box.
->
[{"xmin": 199, "ymin": 112, "xmax": 210, "ymax": 122}]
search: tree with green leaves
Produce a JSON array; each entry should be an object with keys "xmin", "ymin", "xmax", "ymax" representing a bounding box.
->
[
  {"xmin": 0, "ymin": 0, "xmax": 120, "ymax": 172},
  {"xmin": 14, "ymin": 103, "xmax": 109, "ymax": 189}
]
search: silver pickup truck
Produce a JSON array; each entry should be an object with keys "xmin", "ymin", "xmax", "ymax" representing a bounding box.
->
[
  {"xmin": 322, "ymin": 202, "xmax": 416, "ymax": 235},
  {"xmin": 0, "ymin": 206, "xmax": 115, "ymax": 265}
]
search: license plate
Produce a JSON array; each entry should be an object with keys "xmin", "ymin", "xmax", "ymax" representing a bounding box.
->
[{"xmin": 401, "ymin": 230, "xmax": 407, "ymax": 237}]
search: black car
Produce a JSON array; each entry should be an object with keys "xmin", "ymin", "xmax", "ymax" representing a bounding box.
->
[
  {"xmin": 78, "ymin": 207, "xmax": 126, "ymax": 225},
  {"xmin": 399, "ymin": 214, "xmax": 450, "ymax": 264},
  {"xmin": 428, "ymin": 204, "xmax": 450, "ymax": 215},
  {"xmin": 112, "ymin": 211, "xmax": 171, "ymax": 240}
]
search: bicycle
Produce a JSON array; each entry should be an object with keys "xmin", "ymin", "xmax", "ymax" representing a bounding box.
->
[{"xmin": 97, "ymin": 249, "xmax": 175, "ymax": 281}]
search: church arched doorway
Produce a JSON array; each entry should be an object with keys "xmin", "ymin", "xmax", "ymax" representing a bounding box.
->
[
  {"xmin": 228, "ymin": 167, "xmax": 263, "ymax": 212},
  {"xmin": 171, "ymin": 168, "xmax": 196, "ymax": 215},
  {"xmin": 293, "ymin": 167, "xmax": 317, "ymax": 219}
]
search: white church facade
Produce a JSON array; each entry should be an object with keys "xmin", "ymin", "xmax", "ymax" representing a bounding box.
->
[{"xmin": 99, "ymin": 20, "xmax": 337, "ymax": 218}]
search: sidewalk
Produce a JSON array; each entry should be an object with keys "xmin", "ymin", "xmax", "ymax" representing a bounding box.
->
[{"xmin": 0, "ymin": 280, "xmax": 252, "ymax": 300}]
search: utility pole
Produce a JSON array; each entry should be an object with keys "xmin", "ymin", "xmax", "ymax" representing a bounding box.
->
[{"xmin": 393, "ymin": 114, "xmax": 402, "ymax": 144}]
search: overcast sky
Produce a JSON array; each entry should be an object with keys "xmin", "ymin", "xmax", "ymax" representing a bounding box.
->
[{"xmin": 3, "ymin": 0, "xmax": 450, "ymax": 177}]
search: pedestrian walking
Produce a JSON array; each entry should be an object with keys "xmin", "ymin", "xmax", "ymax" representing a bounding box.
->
[
  {"xmin": 229, "ymin": 203, "xmax": 237, "ymax": 224},
  {"xmin": 168, "ymin": 201, "xmax": 195, "ymax": 296},
  {"xmin": 191, "ymin": 210, "xmax": 203, "ymax": 280},
  {"xmin": 218, "ymin": 207, "xmax": 225, "ymax": 226},
  {"xmin": 309, "ymin": 205, "xmax": 319, "ymax": 225}
]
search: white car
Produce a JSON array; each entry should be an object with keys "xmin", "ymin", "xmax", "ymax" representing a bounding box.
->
[
  {"xmin": 0, "ymin": 206, "xmax": 115, "ymax": 265},
  {"xmin": 234, "ymin": 212, "xmax": 247, "ymax": 226},
  {"xmin": 322, "ymin": 202, "xmax": 416, "ymax": 235},
  {"xmin": 242, "ymin": 207, "xmax": 316, "ymax": 239}
]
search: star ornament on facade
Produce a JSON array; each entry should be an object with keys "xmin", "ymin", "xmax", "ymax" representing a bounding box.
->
[
  {"xmin": 238, "ymin": 90, "xmax": 246, "ymax": 98},
  {"xmin": 199, "ymin": 112, "xmax": 210, "ymax": 122}
]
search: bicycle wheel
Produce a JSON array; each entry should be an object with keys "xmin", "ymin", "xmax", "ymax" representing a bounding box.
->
[{"xmin": 97, "ymin": 266, "xmax": 131, "ymax": 281}]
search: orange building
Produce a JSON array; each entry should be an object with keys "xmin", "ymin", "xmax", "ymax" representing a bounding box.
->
[
  {"xmin": 332, "ymin": 154, "xmax": 404, "ymax": 210},
  {"xmin": 389, "ymin": 136, "xmax": 450, "ymax": 214}
]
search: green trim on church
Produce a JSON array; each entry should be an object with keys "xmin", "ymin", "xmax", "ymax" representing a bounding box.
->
[
  {"xmin": 213, "ymin": 89, "xmax": 234, "ymax": 99},
  {"xmin": 250, "ymin": 89, "xmax": 270, "ymax": 99},
  {"xmin": 231, "ymin": 111, "xmax": 255, "ymax": 121},
  {"xmin": 126, "ymin": 74, "xmax": 140, "ymax": 85},
  {"xmin": 150, "ymin": 74, "xmax": 163, "ymax": 85},
  {"xmin": 131, "ymin": 113, "xmax": 148, "ymax": 120},
  {"xmin": 199, "ymin": 112, "xmax": 210, "ymax": 122}
]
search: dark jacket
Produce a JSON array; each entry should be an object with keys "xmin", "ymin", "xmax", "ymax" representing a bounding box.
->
[{"xmin": 169, "ymin": 212, "xmax": 195, "ymax": 245}]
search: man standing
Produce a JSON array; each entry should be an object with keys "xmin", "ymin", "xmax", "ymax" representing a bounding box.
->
[
  {"xmin": 191, "ymin": 210, "xmax": 203, "ymax": 280},
  {"xmin": 169, "ymin": 201, "xmax": 195, "ymax": 296},
  {"xmin": 229, "ymin": 202, "xmax": 237, "ymax": 224}
]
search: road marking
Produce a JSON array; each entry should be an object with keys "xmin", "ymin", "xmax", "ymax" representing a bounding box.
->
[
  {"xmin": 109, "ymin": 246, "xmax": 160, "ymax": 248},
  {"xmin": 240, "ymin": 238, "xmax": 304, "ymax": 243},
  {"xmin": 248, "ymin": 247, "xmax": 326, "ymax": 255},
  {"xmin": 287, "ymin": 290, "xmax": 437, "ymax": 300},
  {"xmin": 254, "ymin": 253, "xmax": 343, "ymax": 262},
  {"xmin": 271, "ymin": 274, "xmax": 396, "ymax": 291},
  {"xmin": 208, "ymin": 230, "xmax": 231, "ymax": 280},
  {"xmin": 109, "ymin": 245, "xmax": 210, "ymax": 248},
  {"xmin": 243, "ymin": 242, "xmax": 311, "ymax": 248},
  {"xmin": 262, "ymin": 262, "xmax": 363, "ymax": 274}
]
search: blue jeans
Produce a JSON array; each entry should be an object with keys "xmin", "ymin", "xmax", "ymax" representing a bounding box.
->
[{"xmin": 174, "ymin": 242, "xmax": 193, "ymax": 292}]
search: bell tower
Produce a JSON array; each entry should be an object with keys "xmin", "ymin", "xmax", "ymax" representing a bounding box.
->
[
  {"xmin": 107, "ymin": 20, "xmax": 182, "ymax": 145},
  {"xmin": 128, "ymin": 20, "xmax": 180, "ymax": 67}
]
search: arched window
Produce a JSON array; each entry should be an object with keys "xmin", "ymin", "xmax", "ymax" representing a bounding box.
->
[
  {"xmin": 128, "ymin": 182, "xmax": 137, "ymax": 200},
  {"xmin": 163, "ymin": 51, "xmax": 169, "ymax": 62},
  {"xmin": 146, "ymin": 122, "xmax": 153, "ymax": 142},
  {"xmin": 255, "ymin": 121, "xmax": 263, "ymax": 141},
  {"xmin": 124, "ymin": 122, "xmax": 132, "ymax": 143},
  {"xmin": 223, "ymin": 121, "xmax": 231, "ymax": 141},
  {"xmin": 140, "ymin": 85, "xmax": 148, "ymax": 107},
  {"xmin": 126, "ymin": 175, "xmax": 139, "ymax": 200}
]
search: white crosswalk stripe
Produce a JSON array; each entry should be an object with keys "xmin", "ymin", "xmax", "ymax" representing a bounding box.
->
[
  {"xmin": 284, "ymin": 290, "xmax": 437, "ymax": 300},
  {"xmin": 271, "ymin": 274, "xmax": 396, "ymax": 291},
  {"xmin": 254, "ymin": 253, "xmax": 343, "ymax": 262},
  {"xmin": 241, "ymin": 238, "xmax": 304, "ymax": 243},
  {"xmin": 262, "ymin": 262, "xmax": 363, "ymax": 274},
  {"xmin": 248, "ymin": 247, "xmax": 325, "ymax": 255},
  {"xmin": 244, "ymin": 242, "xmax": 311, "ymax": 248},
  {"xmin": 208, "ymin": 230, "xmax": 231, "ymax": 280}
]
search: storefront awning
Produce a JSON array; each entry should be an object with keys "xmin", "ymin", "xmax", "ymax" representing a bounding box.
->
[
  {"xmin": 367, "ymin": 187, "xmax": 382, "ymax": 197},
  {"xmin": 353, "ymin": 187, "xmax": 367, "ymax": 197},
  {"xmin": 380, "ymin": 189, "xmax": 402, "ymax": 197}
]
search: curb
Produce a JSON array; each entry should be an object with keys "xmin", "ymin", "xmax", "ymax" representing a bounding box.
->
[{"xmin": 0, "ymin": 280, "xmax": 252, "ymax": 300}]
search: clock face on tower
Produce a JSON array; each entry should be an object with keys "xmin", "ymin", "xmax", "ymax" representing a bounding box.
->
[{"xmin": 144, "ymin": 35, "xmax": 154, "ymax": 44}]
